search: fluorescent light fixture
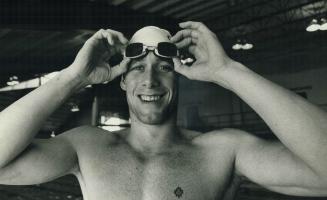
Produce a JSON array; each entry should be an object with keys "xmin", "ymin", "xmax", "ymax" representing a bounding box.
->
[
  {"xmin": 306, "ymin": 19, "xmax": 320, "ymax": 32},
  {"xmin": 100, "ymin": 116, "xmax": 129, "ymax": 126},
  {"xmin": 6, "ymin": 76, "xmax": 19, "ymax": 86},
  {"xmin": 320, "ymin": 18, "xmax": 327, "ymax": 31},
  {"xmin": 100, "ymin": 125, "xmax": 126, "ymax": 132},
  {"xmin": 51, "ymin": 131, "xmax": 56, "ymax": 138},
  {"xmin": 232, "ymin": 39, "xmax": 253, "ymax": 50},
  {"xmin": 242, "ymin": 43, "xmax": 253, "ymax": 50},
  {"xmin": 99, "ymin": 114, "xmax": 130, "ymax": 132},
  {"xmin": 7, "ymin": 80, "xmax": 19, "ymax": 86},
  {"xmin": 71, "ymin": 105, "xmax": 80, "ymax": 112},
  {"xmin": 232, "ymin": 43, "xmax": 242, "ymax": 50}
]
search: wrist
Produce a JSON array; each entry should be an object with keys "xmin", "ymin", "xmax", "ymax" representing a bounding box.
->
[
  {"xmin": 56, "ymin": 66, "xmax": 89, "ymax": 92},
  {"xmin": 211, "ymin": 60, "xmax": 250, "ymax": 90}
]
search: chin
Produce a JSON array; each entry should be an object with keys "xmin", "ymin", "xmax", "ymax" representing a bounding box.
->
[
  {"xmin": 136, "ymin": 111, "xmax": 168, "ymax": 125},
  {"xmin": 131, "ymin": 105, "xmax": 177, "ymax": 125}
]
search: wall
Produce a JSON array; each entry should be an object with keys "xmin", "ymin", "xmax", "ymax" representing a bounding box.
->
[
  {"xmin": 267, "ymin": 67, "xmax": 327, "ymax": 105},
  {"xmin": 177, "ymin": 67, "xmax": 327, "ymax": 129}
]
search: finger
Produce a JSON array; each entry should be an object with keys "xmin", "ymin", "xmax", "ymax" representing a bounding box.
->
[
  {"xmin": 175, "ymin": 37, "xmax": 198, "ymax": 49},
  {"xmin": 109, "ymin": 30, "xmax": 128, "ymax": 45},
  {"xmin": 84, "ymin": 29, "xmax": 104, "ymax": 46},
  {"xmin": 92, "ymin": 29, "xmax": 105, "ymax": 40},
  {"xmin": 171, "ymin": 29, "xmax": 200, "ymax": 43},
  {"xmin": 92, "ymin": 29, "xmax": 127, "ymax": 47},
  {"xmin": 105, "ymin": 30, "xmax": 128, "ymax": 54},
  {"xmin": 179, "ymin": 21, "xmax": 210, "ymax": 32},
  {"xmin": 102, "ymin": 31, "xmax": 125, "ymax": 56},
  {"xmin": 188, "ymin": 45, "xmax": 203, "ymax": 58},
  {"xmin": 173, "ymin": 57, "xmax": 192, "ymax": 79},
  {"xmin": 110, "ymin": 57, "xmax": 131, "ymax": 80},
  {"xmin": 102, "ymin": 30, "xmax": 114, "ymax": 46}
]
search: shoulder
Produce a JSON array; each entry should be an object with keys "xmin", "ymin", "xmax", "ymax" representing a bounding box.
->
[
  {"xmin": 57, "ymin": 125, "xmax": 121, "ymax": 148},
  {"xmin": 192, "ymin": 128, "xmax": 244, "ymax": 143},
  {"xmin": 192, "ymin": 128, "xmax": 261, "ymax": 150}
]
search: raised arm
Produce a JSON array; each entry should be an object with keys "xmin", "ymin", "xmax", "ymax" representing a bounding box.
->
[
  {"xmin": 0, "ymin": 29, "xmax": 130, "ymax": 184},
  {"xmin": 171, "ymin": 21, "xmax": 327, "ymax": 195}
]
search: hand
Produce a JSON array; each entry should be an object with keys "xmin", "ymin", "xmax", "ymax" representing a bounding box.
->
[
  {"xmin": 67, "ymin": 29, "xmax": 131, "ymax": 86},
  {"xmin": 171, "ymin": 21, "xmax": 235, "ymax": 86}
]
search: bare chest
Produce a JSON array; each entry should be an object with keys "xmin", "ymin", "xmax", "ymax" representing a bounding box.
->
[{"xmin": 76, "ymin": 144, "xmax": 235, "ymax": 200}]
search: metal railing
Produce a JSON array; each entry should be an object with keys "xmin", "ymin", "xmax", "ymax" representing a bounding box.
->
[{"xmin": 199, "ymin": 103, "xmax": 327, "ymax": 136}]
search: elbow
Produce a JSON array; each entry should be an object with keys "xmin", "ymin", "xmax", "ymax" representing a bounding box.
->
[{"xmin": 0, "ymin": 157, "xmax": 13, "ymax": 169}]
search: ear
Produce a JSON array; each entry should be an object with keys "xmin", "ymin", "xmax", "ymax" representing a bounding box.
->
[{"xmin": 120, "ymin": 75, "xmax": 126, "ymax": 91}]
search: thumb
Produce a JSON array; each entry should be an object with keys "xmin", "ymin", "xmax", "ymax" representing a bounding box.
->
[
  {"xmin": 173, "ymin": 57, "xmax": 192, "ymax": 79},
  {"xmin": 110, "ymin": 57, "xmax": 131, "ymax": 80}
]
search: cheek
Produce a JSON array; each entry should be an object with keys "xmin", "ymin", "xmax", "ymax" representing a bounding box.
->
[
  {"xmin": 124, "ymin": 75, "xmax": 139, "ymax": 90},
  {"xmin": 161, "ymin": 74, "xmax": 176, "ymax": 89}
]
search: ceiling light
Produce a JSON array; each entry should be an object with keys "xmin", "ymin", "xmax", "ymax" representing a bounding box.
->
[
  {"xmin": 50, "ymin": 131, "xmax": 56, "ymax": 138},
  {"xmin": 232, "ymin": 39, "xmax": 242, "ymax": 50},
  {"xmin": 232, "ymin": 39, "xmax": 253, "ymax": 51},
  {"xmin": 232, "ymin": 43, "xmax": 242, "ymax": 50},
  {"xmin": 242, "ymin": 43, "xmax": 253, "ymax": 50},
  {"xmin": 100, "ymin": 115, "xmax": 129, "ymax": 126},
  {"xmin": 7, "ymin": 76, "xmax": 19, "ymax": 86},
  {"xmin": 71, "ymin": 104, "xmax": 80, "ymax": 112},
  {"xmin": 320, "ymin": 18, "xmax": 327, "ymax": 31},
  {"xmin": 306, "ymin": 19, "xmax": 320, "ymax": 32},
  {"xmin": 100, "ymin": 125, "xmax": 126, "ymax": 132}
]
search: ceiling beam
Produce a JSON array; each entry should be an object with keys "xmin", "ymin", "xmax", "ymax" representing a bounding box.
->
[
  {"xmin": 162, "ymin": 0, "xmax": 208, "ymax": 16},
  {"xmin": 207, "ymin": 0, "xmax": 324, "ymax": 33},
  {"xmin": 0, "ymin": 0, "xmax": 179, "ymax": 34},
  {"xmin": 191, "ymin": 0, "xmax": 269, "ymax": 21},
  {"xmin": 173, "ymin": 0, "xmax": 227, "ymax": 19},
  {"xmin": 147, "ymin": 0, "xmax": 183, "ymax": 13}
]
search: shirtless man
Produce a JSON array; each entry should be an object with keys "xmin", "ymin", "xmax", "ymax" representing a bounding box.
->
[{"xmin": 0, "ymin": 21, "xmax": 327, "ymax": 200}]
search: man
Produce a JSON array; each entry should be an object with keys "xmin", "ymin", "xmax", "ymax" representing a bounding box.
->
[{"xmin": 0, "ymin": 21, "xmax": 326, "ymax": 200}]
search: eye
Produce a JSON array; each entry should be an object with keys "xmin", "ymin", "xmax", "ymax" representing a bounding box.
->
[
  {"xmin": 159, "ymin": 64, "xmax": 173, "ymax": 72},
  {"xmin": 129, "ymin": 65, "xmax": 145, "ymax": 72}
]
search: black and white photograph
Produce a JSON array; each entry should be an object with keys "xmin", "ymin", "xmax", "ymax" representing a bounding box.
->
[{"xmin": 0, "ymin": 0, "xmax": 327, "ymax": 199}]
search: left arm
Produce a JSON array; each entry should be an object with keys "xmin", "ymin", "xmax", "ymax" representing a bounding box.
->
[
  {"xmin": 220, "ymin": 61, "xmax": 327, "ymax": 177},
  {"xmin": 171, "ymin": 21, "xmax": 327, "ymax": 195}
]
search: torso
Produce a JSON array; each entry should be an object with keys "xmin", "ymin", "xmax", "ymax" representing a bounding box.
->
[{"xmin": 70, "ymin": 127, "xmax": 241, "ymax": 200}]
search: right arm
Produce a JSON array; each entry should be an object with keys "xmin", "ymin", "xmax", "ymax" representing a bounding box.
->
[
  {"xmin": 0, "ymin": 29, "xmax": 130, "ymax": 184},
  {"xmin": 0, "ymin": 68, "xmax": 83, "ymax": 170}
]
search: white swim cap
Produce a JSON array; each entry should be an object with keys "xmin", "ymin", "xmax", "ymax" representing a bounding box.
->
[{"xmin": 129, "ymin": 26, "xmax": 172, "ymax": 46}]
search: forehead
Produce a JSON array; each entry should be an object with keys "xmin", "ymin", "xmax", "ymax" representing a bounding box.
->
[
  {"xmin": 129, "ymin": 53, "xmax": 173, "ymax": 66},
  {"xmin": 129, "ymin": 26, "xmax": 171, "ymax": 46}
]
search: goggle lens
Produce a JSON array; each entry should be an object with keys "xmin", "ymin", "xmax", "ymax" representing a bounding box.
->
[
  {"xmin": 157, "ymin": 42, "xmax": 177, "ymax": 57},
  {"xmin": 125, "ymin": 43, "xmax": 144, "ymax": 58},
  {"xmin": 125, "ymin": 42, "xmax": 177, "ymax": 58}
]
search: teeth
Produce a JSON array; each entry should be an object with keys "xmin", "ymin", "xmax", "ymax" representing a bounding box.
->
[{"xmin": 140, "ymin": 95, "xmax": 161, "ymax": 102}]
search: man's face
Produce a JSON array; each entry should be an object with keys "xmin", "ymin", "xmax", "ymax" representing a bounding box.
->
[
  {"xmin": 121, "ymin": 53, "xmax": 178, "ymax": 125},
  {"xmin": 121, "ymin": 26, "xmax": 178, "ymax": 125}
]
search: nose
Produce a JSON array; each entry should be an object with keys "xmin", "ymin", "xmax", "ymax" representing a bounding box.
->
[{"xmin": 142, "ymin": 66, "xmax": 160, "ymax": 88}]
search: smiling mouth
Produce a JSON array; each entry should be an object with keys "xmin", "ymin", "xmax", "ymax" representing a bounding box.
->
[{"xmin": 138, "ymin": 94, "xmax": 165, "ymax": 102}]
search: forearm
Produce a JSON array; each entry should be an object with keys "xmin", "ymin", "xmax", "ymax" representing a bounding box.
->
[
  {"xmin": 216, "ymin": 61, "xmax": 327, "ymax": 175},
  {"xmin": 0, "ymin": 67, "xmax": 84, "ymax": 167}
]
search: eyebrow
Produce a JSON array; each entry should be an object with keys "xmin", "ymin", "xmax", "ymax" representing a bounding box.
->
[{"xmin": 129, "ymin": 58, "xmax": 173, "ymax": 67}]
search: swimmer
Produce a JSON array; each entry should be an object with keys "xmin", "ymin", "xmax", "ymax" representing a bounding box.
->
[{"xmin": 0, "ymin": 21, "xmax": 326, "ymax": 200}]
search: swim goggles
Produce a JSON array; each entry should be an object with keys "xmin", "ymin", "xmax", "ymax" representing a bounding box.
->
[{"xmin": 124, "ymin": 42, "xmax": 178, "ymax": 59}]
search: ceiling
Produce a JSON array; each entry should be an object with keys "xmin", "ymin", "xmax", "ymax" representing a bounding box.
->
[{"xmin": 0, "ymin": 0, "xmax": 327, "ymax": 136}]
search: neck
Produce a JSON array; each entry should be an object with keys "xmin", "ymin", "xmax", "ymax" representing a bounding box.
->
[{"xmin": 126, "ymin": 116, "xmax": 182, "ymax": 156}]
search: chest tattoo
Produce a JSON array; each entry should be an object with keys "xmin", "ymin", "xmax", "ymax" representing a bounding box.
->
[{"xmin": 174, "ymin": 186, "xmax": 183, "ymax": 198}]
